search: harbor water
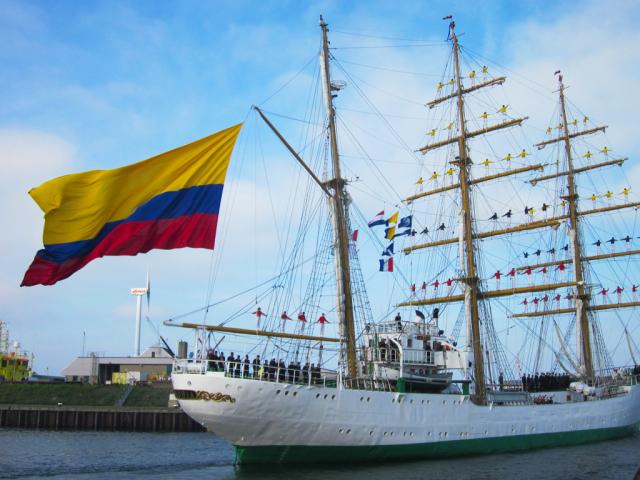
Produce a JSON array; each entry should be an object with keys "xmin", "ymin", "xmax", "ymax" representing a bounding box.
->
[{"xmin": 1, "ymin": 429, "xmax": 638, "ymax": 479}]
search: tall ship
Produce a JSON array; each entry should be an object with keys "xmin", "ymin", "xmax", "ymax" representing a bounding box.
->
[{"xmin": 169, "ymin": 17, "xmax": 640, "ymax": 464}]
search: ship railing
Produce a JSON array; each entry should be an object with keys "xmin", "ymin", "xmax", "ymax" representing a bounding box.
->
[
  {"xmin": 172, "ymin": 358, "xmax": 209, "ymax": 374},
  {"xmin": 369, "ymin": 348, "xmax": 435, "ymax": 365},
  {"xmin": 223, "ymin": 361, "xmax": 333, "ymax": 387},
  {"xmin": 172, "ymin": 358, "xmax": 333, "ymax": 386}
]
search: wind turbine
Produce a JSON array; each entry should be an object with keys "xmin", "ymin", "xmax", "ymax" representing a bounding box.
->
[{"xmin": 130, "ymin": 270, "xmax": 150, "ymax": 357}]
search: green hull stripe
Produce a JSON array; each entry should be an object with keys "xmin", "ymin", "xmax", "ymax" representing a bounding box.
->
[{"xmin": 234, "ymin": 423, "xmax": 640, "ymax": 465}]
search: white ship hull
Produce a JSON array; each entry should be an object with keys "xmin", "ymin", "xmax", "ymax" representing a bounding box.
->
[{"xmin": 172, "ymin": 371, "xmax": 640, "ymax": 464}]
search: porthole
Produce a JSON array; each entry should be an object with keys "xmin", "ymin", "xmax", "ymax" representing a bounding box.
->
[
  {"xmin": 383, "ymin": 432, "xmax": 388, "ymax": 436},
  {"xmin": 276, "ymin": 390, "xmax": 281, "ymax": 395},
  {"xmin": 284, "ymin": 391, "xmax": 289, "ymax": 396},
  {"xmin": 315, "ymin": 393, "xmax": 320, "ymax": 398},
  {"xmin": 442, "ymin": 400, "xmax": 446, "ymax": 404},
  {"xmin": 323, "ymin": 394, "xmax": 328, "ymax": 399},
  {"xmin": 410, "ymin": 399, "xmax": 414, "ymax": 404},
  {"xmin": 339, "ymin": 428, "xmax": 343, "ymax": 434},
  {"xmin": 292, "ymin": 392, "xmax": 298, "ymax": 397},
  {"xmin": 331, "ymin": 395, "xmax": 336, "ymax": 400},
  {"xmin": 360, "ymin": 397, "xmax": 364, "ymax": 402},
  {"xmin": 369, "ymin": 431, "xmax": 374, "ymax": 436},
  {"xmin": 346, "ymin": 429, "xmax": 351, "ymax": 434},
  {"xmin": 367, "ymin": 397, "xmax": 371, "ymax": 402},
  {"xmin": 421, "ymin": 400, "xmax": 425, "ymax": 405}
]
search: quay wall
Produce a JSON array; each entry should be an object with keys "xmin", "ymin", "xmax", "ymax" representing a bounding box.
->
[{"xmin": 0, "ymin": 405, "xmax": 205, "ymax": 432}]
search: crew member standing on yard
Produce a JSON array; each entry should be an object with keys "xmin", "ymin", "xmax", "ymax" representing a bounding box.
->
[
  {"xmin": 280, "ymin": 311, "xmax": 292, "ymax": 331},
  {"xmin": 252, "ymin": 307, "xmax": 267, "ymax": 329},
  {"xmin": 318, "ymin": 313, "xmax": 329, "ymax": 336},
  {"xmin": 298, "ymin": 311, "xmax": 307, "ymax": 333}
]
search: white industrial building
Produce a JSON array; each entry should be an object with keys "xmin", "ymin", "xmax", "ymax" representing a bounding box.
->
[{"xmin": 62, "ymin": 346, "xmax": 173, "ymax": 384}]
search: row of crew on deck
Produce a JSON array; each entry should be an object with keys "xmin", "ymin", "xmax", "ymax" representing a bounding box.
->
[
  {"xmin": 521, "ymin": 372, "xmax": 572, "ymax": 392},
  {"xmin": 205, "ymin": 350, "xmax": 322, "ymax": 383}
]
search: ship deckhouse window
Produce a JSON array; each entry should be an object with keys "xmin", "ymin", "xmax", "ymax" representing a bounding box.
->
[{"xmin": 407, "ymin": 339, "xmax": 413, "ymax": 348}]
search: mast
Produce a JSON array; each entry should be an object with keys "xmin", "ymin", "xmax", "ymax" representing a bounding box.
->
[
  {"xmin": 319, "ymin": 16, "xmax": 358, "ymax": 379},
  {"xmin": 556, "ymin": 73, "xmax": 594, "ymax": 381},
  {"xmin": 449, "ymin": 20, "xmax": 486, "ymax": 402}
]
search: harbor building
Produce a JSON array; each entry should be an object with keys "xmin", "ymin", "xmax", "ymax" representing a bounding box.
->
[{"xmin": 62, "ymin": 346, "xmax": 173, "ymax": 384}]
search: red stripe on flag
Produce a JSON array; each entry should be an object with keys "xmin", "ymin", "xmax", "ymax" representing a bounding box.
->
[{"xmin": 21, "ymin": 213, "xmax": 218, "ymax": 286}]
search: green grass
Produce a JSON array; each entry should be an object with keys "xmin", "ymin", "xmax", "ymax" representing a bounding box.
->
[
  {"xmin": 124, "ymin": 383, "xmax": 172, "ymax": 407},
  {"xmin": 0, "ymin": 383, "xmax": 126, "ymax": 406}
]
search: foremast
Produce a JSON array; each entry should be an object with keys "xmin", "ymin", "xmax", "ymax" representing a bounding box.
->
[
  {"xmin": 449, "ymin": 20, "xmax": 486, "ymax": 402},
  {"xmin": 319, "ymin": 16, "xmax": 358, "ymax": 379}
]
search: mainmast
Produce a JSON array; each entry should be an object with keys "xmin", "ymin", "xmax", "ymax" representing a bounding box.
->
[
  {"xmin": 319, "ymin": 16, "xmax": 358, "ymax": 379},
  {"xmin": 449, "ymin": 20, "xmax": 485, "ymax": 402},
  {"xmin": 556, "ymin": 73, "xmax": 594, "ymax": 382}
]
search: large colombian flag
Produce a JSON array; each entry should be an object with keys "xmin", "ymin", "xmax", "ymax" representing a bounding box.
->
[{"xmin": 21, "ymin": 124, "xmax": 242, "ymax": 286}]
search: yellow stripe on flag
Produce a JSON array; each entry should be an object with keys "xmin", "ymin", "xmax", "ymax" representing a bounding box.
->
[
  {"xmin": 30, "ymin": 124, "xmax": 242, "ymax": 245},
  {"xmin": 385, "ymin": 226, "xmax": 396, "ymax": 240}
]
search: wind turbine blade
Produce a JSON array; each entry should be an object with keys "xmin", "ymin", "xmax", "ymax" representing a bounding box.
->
[{"xmin": 146, "ymin": 270, "xmax": 151, "ymax": 313}]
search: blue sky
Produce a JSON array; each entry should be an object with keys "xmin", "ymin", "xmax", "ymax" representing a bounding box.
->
[{"xmin": 2, "ymin": 0, "xmax": 640, "ymax": 375}]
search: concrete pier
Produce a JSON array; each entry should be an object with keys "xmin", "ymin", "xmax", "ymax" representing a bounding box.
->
[{"xmin": 0, "ymin": 405, "xmax": 205, "ymax": 432}]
